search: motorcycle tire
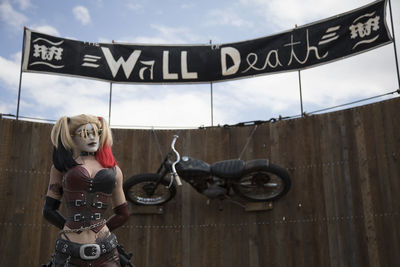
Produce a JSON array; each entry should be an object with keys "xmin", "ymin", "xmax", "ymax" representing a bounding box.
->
[
  {"xmin": 123, "ymin": 173, "xmax": 176, "ymax": 205},
  {"xmin": 232, "ymin": 160, "xmax": 291, "ymax": 202}
]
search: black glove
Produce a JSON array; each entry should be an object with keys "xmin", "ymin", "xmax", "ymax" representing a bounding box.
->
[
  {"xmin": 42, "ymin": 196, "xmax": 66, "ymax": 229},
  {"xmin": 117, "ymin": 244, "xmax": 135, "ymax": 267}
]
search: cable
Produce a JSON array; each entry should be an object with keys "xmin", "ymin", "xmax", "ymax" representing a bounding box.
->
[
  {"xmin": 307, "ymin": 89, "xmax": 399, "ymax": 115},
  {"xmin": 2, "ymin": 89, "xmax": 399, "ymax": 128}
]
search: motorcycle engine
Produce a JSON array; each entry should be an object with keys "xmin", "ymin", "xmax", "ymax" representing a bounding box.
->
[
  {"xmin": 176, "ymin": 156, "xmax": 211, "ymax": 192},
  {"xmin": 202, "ymin": 184, "xmax": 227, "ymax": 199}
]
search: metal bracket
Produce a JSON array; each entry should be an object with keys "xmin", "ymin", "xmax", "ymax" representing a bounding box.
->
[
  {"xmin": 128, "ymin": 202, "xmax": 164, "ymax": 215},
  {"xmin": 244, "ymin": 201, "xmax": 273, "ymax": 212}
]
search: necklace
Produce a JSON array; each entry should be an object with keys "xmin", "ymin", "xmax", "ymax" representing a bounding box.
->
[{"xmin": 80, "ymin": 151, "xmax": 96, "ymax": 156}]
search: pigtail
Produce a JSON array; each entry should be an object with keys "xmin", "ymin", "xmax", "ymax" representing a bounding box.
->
[
  {"xmin": 97, "ymin": 116, "xmax": 113, "ymax": 147},
  {"xmin": 52, "ymin": 136, "xmax": 79, "ymax": 172},
  {"xmin": 96, "ymin": 116, "xmax": 117, "ymax": 168},
  {"xmin": 51, "ymin": 116, "xmax": 79, "ymax": 172},
  {"xmin": 96, "ymin": 145, "xmax": 118, "ymax": 168}
]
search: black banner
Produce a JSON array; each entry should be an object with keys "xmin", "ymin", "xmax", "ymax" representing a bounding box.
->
[{"xmin": 22, "ymin": 0, "xmax": 392, "ymax": 84}]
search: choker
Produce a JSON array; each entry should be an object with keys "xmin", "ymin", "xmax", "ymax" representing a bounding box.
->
[{"xmin": 80, "ymin": 151, "xmax": 97, "ymax": 156}]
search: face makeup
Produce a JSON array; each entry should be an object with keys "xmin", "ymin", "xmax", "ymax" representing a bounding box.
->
[{"xmin": 72, "ymin": 123, "xmax": 100, "ymax": 153}]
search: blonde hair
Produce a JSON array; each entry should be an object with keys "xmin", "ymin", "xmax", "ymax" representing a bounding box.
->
[{"xmin": 51, "ymin": 114, "xmax": 113, "ymax": 151}]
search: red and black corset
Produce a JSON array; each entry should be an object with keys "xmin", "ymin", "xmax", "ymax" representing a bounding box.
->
[{"xmin": 62, "ymin": 166, "xmax": 116, "ymax": 233}]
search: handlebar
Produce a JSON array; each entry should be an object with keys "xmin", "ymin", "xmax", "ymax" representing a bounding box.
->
[{"xmin": 170, "ymin": 134, "xmax": 182, "ymax": 186}]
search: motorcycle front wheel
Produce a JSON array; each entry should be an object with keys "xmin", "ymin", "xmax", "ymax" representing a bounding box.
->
[
  {"xmin": 123, "ymin": 173, "xmax": 176, "ymax": 205},
  {"xmin": 232, "ymin": 161, "xmax": 291, "ymax": 202}
]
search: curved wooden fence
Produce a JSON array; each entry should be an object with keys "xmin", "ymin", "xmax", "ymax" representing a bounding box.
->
[{"xmin": 0, "ymin": 97, "xmax": 399, "ymax": 266}]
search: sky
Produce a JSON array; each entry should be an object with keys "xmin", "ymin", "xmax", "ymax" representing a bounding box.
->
[{"xmin": 0, "ymin": 0, "xmax": 399, "ymax": 128}]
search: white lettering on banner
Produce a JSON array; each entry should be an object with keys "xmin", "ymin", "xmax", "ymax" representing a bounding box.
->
[
  {"xmin": 318, "ymin": 26, "xmax": 341, "ymax": 45},
  {"xmin": 223, "ymin": 29, "xmax": 329, "ymax": 76},
  {"xmin": 82, "ymin": 54, "xmax": 101, "ymax": 68},
  {"xmin": 101, "ymin": 47, "xmax": 141, "ymax": 78},
  {"xmin": 139, "ymin": 60, "xmax": 155, "ymax": 80},
  {"xmin": 242, "ymin": 49, "xmax": 282, "ymax": 73},
  {"xmin": 221, "ymin": 47, "xmax": 241, "ymax": 76},
  {"xmin": 181, "ymin": 51, "xmax": 198, "ymax": 79},
  {"xmin": 163, "ymin": 51, "xmax": 198, "ymax": 79},
  {"xmin": 163, "ymin": 51, "xmax": 178, "ymax": 79},
  {"xmin": 83, "ymin": 42, "xmax": 100, "ymax": 47},
  {"xmin": 284, "ymin": 29, "xmax": 328, "ymax": 66}
]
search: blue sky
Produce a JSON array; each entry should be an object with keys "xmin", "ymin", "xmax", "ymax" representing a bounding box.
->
[{"xmin": 0, "ymin": 0, "xmax": 399, "ymax": 128}]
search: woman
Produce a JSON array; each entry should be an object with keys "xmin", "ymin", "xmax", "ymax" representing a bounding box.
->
[{"xmin": 43, "ymin": 114, "xmax": 130, "ymax": 266}]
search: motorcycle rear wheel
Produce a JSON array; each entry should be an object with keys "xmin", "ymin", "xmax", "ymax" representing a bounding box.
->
[
  {"xmin": 123, "ymin": 173, "xmax": 176, "ymax": 205},
  {"xmin": 232, "ymin": 161, "xmax": 290, "ymax": 202}
]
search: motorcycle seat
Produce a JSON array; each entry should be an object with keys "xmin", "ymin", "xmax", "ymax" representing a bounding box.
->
[{"xmin": 211, "ymin": 159, "xmax": 245, "ymax": 179}]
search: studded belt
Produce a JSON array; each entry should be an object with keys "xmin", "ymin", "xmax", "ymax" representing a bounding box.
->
[{"xmin": 55, "ymin": 233, "xmax": 118, "ymax": 260}]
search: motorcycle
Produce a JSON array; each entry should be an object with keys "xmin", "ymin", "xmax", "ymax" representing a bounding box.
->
[{"xmin": 123, "ymin": 135, "xmax": 291, "ymax": 206}]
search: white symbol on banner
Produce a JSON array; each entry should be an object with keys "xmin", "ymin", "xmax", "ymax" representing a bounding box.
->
[
  {"xmin": 33, "ymin": 44, "xmax": 63, "ymax": 60},
  {"xmin": 318, "ymin": 26, "xmax": 341, "ymax": 45},
  {"xmin": 30, "ymin": 37, "xmax": 64, "ymax": 69},
  {"xmin": 82, "ymin": 55, "xmax": 101, "ymax": 68},
  {"xmin": 349, "ymin": 11, "xmax": 380, "ymax": 49},
  {"xmin": 139, "ymin": 60, "xmax": 155, "ymax": 80}
]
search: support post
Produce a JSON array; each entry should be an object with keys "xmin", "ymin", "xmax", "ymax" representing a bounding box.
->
[
  {"xmin": 210, "ymin": 81, "xmax": 214, "ymax": 126},
  {"xmin": 108, "ymin": 82, "xmax": 113, "ymax": 125},
  {"xmin": 209, "ymin": 40, "xmax": 214, "ymax": 126},
  {"xmin": 298, "ymin": 70, "xmax": 304, "ymax": 116},
  {"xmin": 16, "ymin": 27, "xmax": 27, "ymax": 120},
  {"xmin": 388, "ymin": 0, "xmax": 400, "ymax": 89}
]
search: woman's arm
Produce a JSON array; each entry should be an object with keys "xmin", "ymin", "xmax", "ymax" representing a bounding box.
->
[
  {"xmin": 42, "ymin": 165, "xmax": 66, "ymax": 229},
  {"xmin": 106, "ymin": 165, "xmax": 129, "ymax": 231}
]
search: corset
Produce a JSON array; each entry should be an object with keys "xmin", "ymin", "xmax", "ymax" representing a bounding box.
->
[{"xmin": 62, "ymin": 165, "xmax": 117, "ymax": 232}]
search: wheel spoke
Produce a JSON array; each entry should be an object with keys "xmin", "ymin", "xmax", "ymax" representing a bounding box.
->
[
  {"xmin": 124, "ymin": 175, "xmax": 176, "ymax": 205},
  {"xmin": 235, "ymin": 171, "xmax": 285, "ymax": 200}
]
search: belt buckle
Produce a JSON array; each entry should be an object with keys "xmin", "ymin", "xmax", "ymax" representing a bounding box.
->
[
  {"xmin": 75, "ymin": 199, "xmax": 85, "ymax": 206},
  {"xmin": 93, "ymin": 201, "xmax": 103, "ymax": 208},
  {"xmin": 73, "ymin": 214, "xmax": 83, "ymax": 222},
  {"xmin": 92, "ymin": 213, "xmax": 101, "ymax": 220},
  {"xmin": 79, "ymin": 244, "xmax": 101, "ymax": 260}
]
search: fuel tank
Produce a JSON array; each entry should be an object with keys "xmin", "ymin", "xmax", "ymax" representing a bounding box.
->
[{"xmin": 176, "ymin": 156, "xmax": 211, "ymax": 180}]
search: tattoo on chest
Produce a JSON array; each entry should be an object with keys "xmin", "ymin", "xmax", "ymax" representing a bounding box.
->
[{"xmin": 48, "ymin": 183, "xmax": 63, "ymax": 196}]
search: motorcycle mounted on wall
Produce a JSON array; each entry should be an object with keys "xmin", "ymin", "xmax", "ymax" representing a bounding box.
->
[{"xmin": 123, "ymin": 135, "xmax": 291, "ymax": 207}]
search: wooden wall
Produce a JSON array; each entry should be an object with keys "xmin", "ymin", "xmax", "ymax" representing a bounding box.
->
[{"xmin": 0, "ymin": 97, "xmax": 399, "ymax": 267}]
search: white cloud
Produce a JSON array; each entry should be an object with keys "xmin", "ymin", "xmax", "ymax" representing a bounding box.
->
[
  {"xmin": 29, "ymin": 24, "xmax": 60, "ymax": 36},
  {"xmin": 14, "ymin": 0, "xmax": 32, "ymax": 10},
  {"xmin": 15, "ymin": 73, "xmax": 111, "ymax": 119},
  {"xmin": 209, "ymin": 42, "xmax": 398, "ymax": 123},
  {"xmin": 117, "ymin": 24, "xmax": 202, "ymax": 44},
  {"xmin": 205, "ymin": 8, "xmax": 253, "ymax": 28},
  {"xmin": 73, "ymin": 5, "xmax": 91, "ymax": 25},
  {"xmin": 110, "ymin": 84, "xmax": 212, "ymax": 127},
  {"xmin": 181, "ymin": 3, "xmax": 195, "ymax": 9},
  {"xmin": 0, "ymin": 1, "xmax": 28, "ymax": 29},
  {"xmin": 126, "ymin": 2, "xmax": 142, "ymax": 11},
  {"xmin": 240, "ymin": 0, "xmax": 369, "ymax": 31},
  {"xmin": 0, "ymin": 53, "xmax": 21, "ymax": 89}
]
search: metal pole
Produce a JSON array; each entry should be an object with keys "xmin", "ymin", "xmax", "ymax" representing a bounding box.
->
[
  {"xmin": 210, "ymin": 81, "xmax": 214, "ymax": 126},
  {"xmin": 209, "ymin": 39, "xmax": 214, "ymax": 126},
  {"xmin": 388, "ymin": 0, "xmax": 400, "ymax": 89},
  {"xmin": 16, "ymin": 27, "xmax": 26, "ymax": 120},
  {"xmin": 298, "ymin": 70, "xmax": 304, "ymax": 116},
  {"xmin": 108, "ymin": 82, "xmax": 112, "ymax": 125}
]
